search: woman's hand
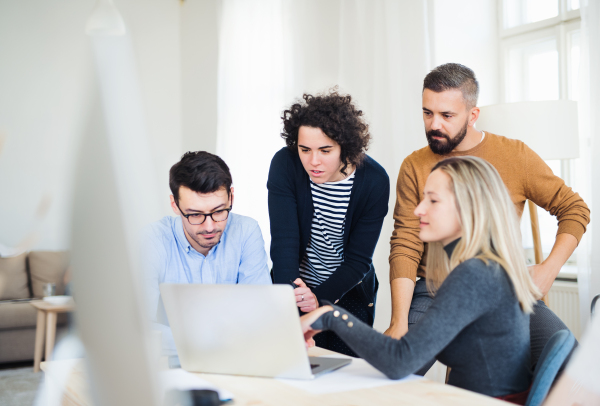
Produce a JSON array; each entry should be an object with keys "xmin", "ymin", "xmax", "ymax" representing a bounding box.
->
[
  {"xmin": 300, "ymin": 305, "xmax": 334, "ymax": 348},
  {"xmin": 293, "ymin": 278, "xmax": 319, "ymax": 313},
  {"xmin": 383, "ymin": 323, "xmax": 409, "ymax": 340}
]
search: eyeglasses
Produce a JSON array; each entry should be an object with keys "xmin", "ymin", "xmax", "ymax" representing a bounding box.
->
[{"xmin": 175, "ymin": 201, "xmax": 232, "ymax": 225}]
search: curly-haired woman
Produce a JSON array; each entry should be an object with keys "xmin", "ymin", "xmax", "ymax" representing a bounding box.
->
[{"xmin": 267, "ymin": 90, "xmax": 389, "ymax": 356}]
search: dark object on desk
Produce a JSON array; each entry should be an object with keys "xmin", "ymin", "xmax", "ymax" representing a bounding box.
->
[
  {"xmin": 190, "ymin": 390, "xmax": 222, "ymax": 406},
  {"xmin": 165, "ymin": 389, "xmax": 223, "ymax": 406},
  {"xmin": 591, "ymin": 294, "xmax": 599, "ymax": 316}
]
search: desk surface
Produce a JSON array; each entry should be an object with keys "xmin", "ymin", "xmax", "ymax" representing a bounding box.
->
[{"xmin": 42, "ymin": 347, "xmax": 507, "ymax": 406}]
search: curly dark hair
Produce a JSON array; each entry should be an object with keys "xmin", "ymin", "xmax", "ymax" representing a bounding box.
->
[{"xmin": 281, "ymin": 90, "xmax": 371, "ymax": 175}]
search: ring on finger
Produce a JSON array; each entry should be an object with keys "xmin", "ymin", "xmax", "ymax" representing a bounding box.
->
[{"xmin": 301, "ymin": 294, "xmax": 304, "ymax": 301}]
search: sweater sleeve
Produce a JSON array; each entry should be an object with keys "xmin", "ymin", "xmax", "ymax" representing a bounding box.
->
[
  {"xmin": 523, "ymin": 144, "xmax": 590, "ymax": 243},
  {"xmin": 389, "ymin": 158, "xmax": 424, "ymax": 282},
  {"xmin": 312, "ymin": 260, "xmax": 503, "ymax": 379},
  {"xmin": 267, "ymin": 149, "xmax": 302, "ymax": 284},
  {"xmin": 311, "ymin": 172, "xmax": 389, "ymax": 303}
]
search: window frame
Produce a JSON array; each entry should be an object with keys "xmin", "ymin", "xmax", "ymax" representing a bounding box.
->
[
  {"xmin": 501, "ymin": 26, "xmax": 559, "ymax": 103},
  {"xmin": 499, "ymin": 3, "xmax": 581, "ymax": 104},
  {"xmin": 499, "ymin": 0, "xmax": 580, "ymax": 39},
  {"xmin": 499, "ymin": 0, "xmax": 581, "ymax": 275}
]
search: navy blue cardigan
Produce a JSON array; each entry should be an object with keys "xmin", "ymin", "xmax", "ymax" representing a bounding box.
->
[{"xmin": 267, "ymin": 147, "xmax": 389, "ymax": 312}]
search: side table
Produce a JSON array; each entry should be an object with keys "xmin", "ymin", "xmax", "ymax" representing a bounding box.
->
[{"xmin": 30, "ymin": 300, "xmax": 75, "ymax": 372}]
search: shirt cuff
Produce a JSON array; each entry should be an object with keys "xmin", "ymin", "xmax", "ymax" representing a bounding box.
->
[
  {"xmin": 310, "ymin": 302, "xmax": 354, "ymax": 332},
  {"xmin": 557, "ymin": 220, "xmax": 586, "ymax": 244},
  {"xmin": 389, "ymin": 257, "xmax": 418, "ymax": 283}
]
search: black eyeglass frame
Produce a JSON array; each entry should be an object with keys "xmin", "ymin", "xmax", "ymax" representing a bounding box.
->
[{"xmin": 175, "ymin": 200, "xmax": 233, "ymax": 225}]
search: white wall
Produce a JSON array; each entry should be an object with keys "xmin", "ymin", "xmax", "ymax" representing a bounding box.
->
[
  {"xmin": 181, "ymin": 0, "xmax": 220, "ymax": 155},
  {"xmin": 0, "ymin": 0, "xmax": 94, "ymax": 251},
  {"xmin": 117, "ymin": 0, "xmax": 183, "ymax": 213},
  {"xmin": 0, "ymin": 0, "xmax": 182, "ymax": 251}
]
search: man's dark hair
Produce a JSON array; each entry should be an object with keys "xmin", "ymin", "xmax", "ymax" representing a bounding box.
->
[
  {"xmin": 423, "ymin": 63, "xmax": 479, "ymax": 109},
  {"xmin": 169, "ymin": 151, "xmax": 232, "ymax": 202},
  {"xmin": 281, "ymin": 89, "xmax": 371, "ymax": 175}
]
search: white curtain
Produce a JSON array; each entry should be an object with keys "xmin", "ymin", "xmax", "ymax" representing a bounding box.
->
[
  {"xmin": 578, "ymin": 0, "xmax": 600, "ymax": 331},
  {"xmin": 216, "ymin": 0, "xmax": 430, "ymax": 331},
  {"xmin": 216, "ymin": 0, "xmax": 290, "ymax": 263}
]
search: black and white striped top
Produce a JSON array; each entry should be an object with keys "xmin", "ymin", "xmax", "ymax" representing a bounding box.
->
[{"xmin": 299, "ymin": 172, "xmax": 355, "ymax": 288}]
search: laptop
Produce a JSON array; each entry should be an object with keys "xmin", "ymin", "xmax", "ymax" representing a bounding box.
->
[{"xmin": 159, "ymin": 284, "xmax": 351, "ymax": 379}]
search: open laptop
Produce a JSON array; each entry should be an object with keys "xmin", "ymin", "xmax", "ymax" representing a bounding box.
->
[{"xmin": 159, "ymin": 284, "xmax": 351, "ymax": 379}]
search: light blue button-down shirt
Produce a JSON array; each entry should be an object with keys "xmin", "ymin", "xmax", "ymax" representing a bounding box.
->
[{"xmin": 143, "ymin": 213, "xmax": 271, "ymax": 354}]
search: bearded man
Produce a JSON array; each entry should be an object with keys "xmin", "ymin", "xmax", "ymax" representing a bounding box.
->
[{"xmin": 384, "ymin": 63, "xmax": 590, "ymax": 374}]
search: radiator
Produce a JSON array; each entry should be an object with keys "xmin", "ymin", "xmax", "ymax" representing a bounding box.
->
[{"xmin": 548, "ymin": 281, "xmax": 581, "ymax": 340}]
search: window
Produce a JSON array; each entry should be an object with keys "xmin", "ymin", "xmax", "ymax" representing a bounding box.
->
[
  {"xmin": 500, "ymin": 0, "xmax": 580, "ymax": 276},
  {"xmin": 504, "ymin": 0, "xmax": 559, "ymax": 28}
]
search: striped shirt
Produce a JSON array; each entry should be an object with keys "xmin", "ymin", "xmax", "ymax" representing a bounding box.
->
[{"xmin": 299, "ymin": 172, "xmax": 355, "ymax": 288}]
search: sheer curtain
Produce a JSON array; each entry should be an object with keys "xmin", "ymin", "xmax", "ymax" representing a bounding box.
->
[
  {"xmin": 578, "ymin": 0, "xmax": 600, "ymax": 330},
  {"xmin": 322, "ymin": 0, "xmax": 431, "ymax": 331},
  {"xmin": 216, "ymin": 0, "xmax": 289, "ymax": 261},
  {"xmin": 216, "ymin": 0, "xmax": 430, "ymax": 330}
]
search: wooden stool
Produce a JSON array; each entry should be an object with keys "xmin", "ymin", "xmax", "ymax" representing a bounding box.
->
[{"xmin": 31, "ymin": 300, "xmax": 75, "ymax": 372}]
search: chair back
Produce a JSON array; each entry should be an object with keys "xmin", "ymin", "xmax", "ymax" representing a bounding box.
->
[{"xmin": 525, "ymin": 330, "xmax": 576, "ymax": 406}]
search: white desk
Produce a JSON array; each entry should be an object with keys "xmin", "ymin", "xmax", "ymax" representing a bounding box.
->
[{"xmin": 41, "ymin": 347, "xmax": 508, "ymax": 406}]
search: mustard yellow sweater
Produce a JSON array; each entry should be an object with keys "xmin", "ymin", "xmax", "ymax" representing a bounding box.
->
[{"xmin": 389, "ymin": 132, "xmax": 590, "ymax": 282}]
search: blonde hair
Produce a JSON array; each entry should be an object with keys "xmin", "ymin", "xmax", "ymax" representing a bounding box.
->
[{"xmin": 426, "ymin": 156, "xmax": 540, "ymax": 313}]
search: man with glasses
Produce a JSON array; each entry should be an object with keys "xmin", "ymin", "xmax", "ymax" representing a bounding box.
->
[{"xmin": 144, "ymin": 151, "xmax": 271, "ymax": 354}]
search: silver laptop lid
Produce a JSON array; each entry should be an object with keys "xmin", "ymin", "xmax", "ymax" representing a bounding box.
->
[{"xmin": 159, "ymin": 284, "xmax": 313, "ymax": 379}]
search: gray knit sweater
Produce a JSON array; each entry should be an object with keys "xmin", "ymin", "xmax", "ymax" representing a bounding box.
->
[{"xmin": 311, "ymin": 239, "xmax": 531, "ymax": 397}]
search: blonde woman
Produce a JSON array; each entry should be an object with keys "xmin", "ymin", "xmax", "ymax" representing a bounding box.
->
[{"xmin": 301, "ymin": 156, "xmax": 540, "ymax": 403}]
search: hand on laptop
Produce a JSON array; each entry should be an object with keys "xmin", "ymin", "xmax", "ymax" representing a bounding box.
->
[
  {"xmin": 293, "ymin": 278, "xmax": 319, "ymax": 313},
  {"xmin": 300, "ymin": 305, "xmax": 334, "ymax": 348}
]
